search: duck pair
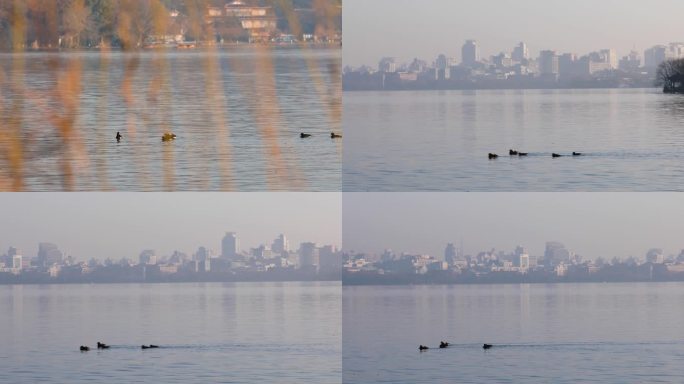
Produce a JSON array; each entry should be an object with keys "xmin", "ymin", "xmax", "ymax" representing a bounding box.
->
[
  {"xmin": 300, "ymin": 132, "xmax": 343, "ymax": 139},
  {"xmin": 141, "ymin": 344, "xmax": 159, "ymax": 349},
  {"xmin": 97, "ymin": 342, "xmax": 110, "ymax": 349},
  {"xmin": 509, "ymin": 149, "xmax": 528, "ymax": 156},
  {"xmin": 552, "ymin": 152, "xmax": 582, "ymax": 158},
  {"xmin": 439, "ymin": 341, "xmax": 450, "ymax": 349}
]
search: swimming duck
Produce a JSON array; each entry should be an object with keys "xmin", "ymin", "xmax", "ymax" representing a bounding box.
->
[
  {"xmin": 80, "ymin": 346, "xmax": 90, "ymax": 351},
  {"xmin": 439, "ymin": 341, "xmax": 449, "ymax": 349},
  {"xmin": 509, "ymin": 149, "xmax": 518, "ymax": 156},
  {"xmin": 488, "ymin": 153, "xmax": 499, "ymax": 159},
  {"xmin": 482, "ymin": 344, "xmax": 493, "ymax": 349},
  {"xmin": 552, "ymin": 153, "xmax": 562, "ymax": 158},
  {"xmin": 300, "ymin": 133, "xmax": 312, "ymax": 138},
  {"xmin": 419, "ymin": 345, "xmax": 429, "ymax": 351},
  {"xmin": 116, "ymin": 132, "xmax": 122, "ymax": 142},
  {"xmin": 97, "ymin": 342, "xmax": 110, "ymax": 349},
  {"xmin": 572, "ymin": 152, "xmax": 582, "ymax": 156},
  {"xmin": 162, "ymin": 133, "xmax": 177, "ymax": 142},
  {"xmin": 518, "ymin": 152, "xmax": 528, "ymax": 156},
  {"xmin": 331, "ymin": 132, "xmax": 342, "ymax": 139}
]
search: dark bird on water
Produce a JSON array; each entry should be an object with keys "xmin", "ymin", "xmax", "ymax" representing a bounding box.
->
[
  {"xmin": 572, "ymin": 152, "xmax": 582, "ymax": 156},
  {"xmin": 97, "ymin": 342, "xmax": 110, "ymax": 349},
  {"xmin": 331, "ymin": 132, "xmax": 342, "ymax": 139},
  {"xmin": 509, "ymin": 149, "xmax": 518, "ymax": 156},
  {"xmin": 162, "ymin": 133, "xmax": 177, "ymax": 142},
  {"xmin": 80, "ymin": 346, "xmax": 90, "ymax": 351},
  {"xmin": 552, "ymin": 153, "xmax": 562, "ymax": 158},
  {"xmin": 439, "ymin": 341, "xmax": 449, "ymax": 349},
  {"xmin": 300, "ymin": 133, "xmax": 312, "ymax": 138},
  {"xmin": 419, "ymin": 345, "xmax": 429, "ymax": 351},
  {"xmin": 488, "ymin": 153, "xmax": 499, "ymax": 159},
  {"xmin": 518, "ymin": 152, "xmax": 528, "ymax": 156},
  {"xmin": 116, "ymin": 132, "xmax": 122, "ymax": 142},
  {"xmin": 482, "ymin": 344, "xmax": 493, "ymax": 349},
  {"xmin": 142, "ymin": 344, "xmax": 160, "ymax": 349}
]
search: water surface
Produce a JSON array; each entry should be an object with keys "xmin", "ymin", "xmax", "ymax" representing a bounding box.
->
[
  {"xmin": 343, "ymin": 89, "xmax": 684, "ymax": 191},
  {"xmin": 0, "ymin": 282, "xmax": 341, "ymax": 383},
  {"xmin": 343, "ymin": 283, "xmax": 684, "ymax": 383}
]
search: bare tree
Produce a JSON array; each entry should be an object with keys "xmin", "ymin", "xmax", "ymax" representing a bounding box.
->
[{"xmin": 656, "ymin": 58, "xmax": 684, "ymax": 93}]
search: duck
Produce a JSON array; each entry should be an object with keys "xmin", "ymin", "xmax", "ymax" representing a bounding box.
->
[
  {"xmin": 116, "ymin": 132, "xmax": 122, "ymax": 142},
  {"xmin": 331, "ymin": 132, "xmax": 342, "ymax": 139},
  {"xmin": 161, "ymin": 133, "xmax": 177, "ymax": 142},
  {"xmin": 509, "ymin": 149, "xmax": 518, "ymax": 156},
  {"xmin": 482, "ymin": 344, "xmax": 493, "ymax": 349},
  {"xmin": 300, "ymin": 133, "xmax": 312, "ymax": 138},
  {"xmin": 572, "ymin": 152, "xmax": 582, "ymax": 156},
  {"xmin": 439, "ymin": 341, "xmax": 449, "ymax": 349},
  {"xmin": 142, "ymin": 344, "xmax": 160, "ymax": 349},
  {"xmin": 80, "ymin": 346, "xmax": 90, "ymax": 351},
  {"xmin": 552, "ymin": 153, "xmax": 562, "ymax": 158},
  {"xmin": 488, "ymin": 153, "xmax": 499, "ymax": 159},
  {"xmin": 97, "ymin": 342, "xmax": 110, "ymax": 349},
  {"xmin": 517, "ymin": 152, "xmax": 528, "ymax": 156},
  {"xmin": 419, "ymin": 345, "xmax": 429, "ymax": 351}
]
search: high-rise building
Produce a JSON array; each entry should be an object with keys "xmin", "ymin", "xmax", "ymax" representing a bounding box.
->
[
  {"xmin": 646, "ymin": 248, "xmax": 664, "ymax": 264},
  {"xmin": 644, "ymin": 45, "xmax": 669, "ymax": 68},
  {"xmin": 539, "ymin": 50, "xmax": 559, "ymax": 76},
  {"xmin": 619, "ymin": 51, "xmax": 641, "ymax": 72},
  {"xmin": 512, "ymin": 42, "xmax": 529, "ymax": 62},
  {"xmin": 271, "ymin": 234, "xmax": 289, "ymax": 254},
  {"xmin": 444, "ymin": 243, "xmax": 457, "ymax": 265},
  {"xmin": 461, "ymin": 40, "xmax": 480, "ymax": 67},
  {"xmin": 299, "ymin": 242, "xmax": 319, "ymax": 269},
  {"xmin": 37, "ymin": 243, "xmax": 63, "ymax": 266},
  {"xmin": 139, "ymin": 249, "xmax": 157, "ymax": 265},
  {"xmin": 222, "ymin": 232, "xmax": 239, "ymax": 259},
  {"xmin": 544, "ymin": 242, "xmax": 570, "ymax": 267}
]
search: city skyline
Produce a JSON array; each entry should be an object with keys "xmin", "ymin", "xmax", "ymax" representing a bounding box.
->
[
  {"xmin": 343, "ymin": 0, "xmax": 684, "ymax": 67},
  {"xmin": 0, "ymin": 193, "xmax": 341, "ymax": 262},
  {"xmin": 343, "ymin": 193, "xmax": 684, "ymax": 261}
]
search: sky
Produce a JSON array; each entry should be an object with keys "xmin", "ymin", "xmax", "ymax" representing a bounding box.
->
[
  {"xmin": 343, "ymin": 193, "xmax": 684, "ymax": 261},
  {"xmin": 343, "ymin": 0, "xmax": 684, "ymax": 67},
  {"xmin": 0, "ymin": 193, "xmax": 341, "ymax": 262}
]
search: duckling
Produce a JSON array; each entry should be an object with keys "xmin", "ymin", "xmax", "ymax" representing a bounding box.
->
[
  {"xmin": 162, "ymin": 133, "xmax": 177, "ymax": 142},
  {"xmin": 300, "ymin": 133, "xmax": 312, "ymax": 138},
  {"xmin": 331, "ymin": 132, "xmax": 342, "ymax": 139}
]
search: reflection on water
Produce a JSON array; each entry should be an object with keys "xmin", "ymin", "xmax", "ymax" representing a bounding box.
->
[
  {"xmin": 0, "ymin": 47, "xmax": 341, "ymax": 191},
  {"xmin": 344, "ymin": 89, "xmax": 684, "ymax": 191}
]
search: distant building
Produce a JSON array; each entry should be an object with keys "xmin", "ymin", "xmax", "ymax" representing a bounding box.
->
[
  {"xmin": 644, "ymin": 45, "xmax": 669, "ymax": 68},
  {"xmin": 37, "ymin": 243, "xmax": 63, "ymax": 267},
  {"xmin": 512, "ymin": 42, "xmax": 529, "ymax": 62},
  {"xmin": 139, "ymin": 250, "xmax": 157, "ymax": 265},
  {"xmin": 544, "ymin": 241, "xmax": 570, "ymax": 267},
  {"xmin": 299, "ymin": 242, "xmax": 319, "ymax": 270},
  {"xmin": 646, "ymin": 248, "xmax": 664, "ymax": 264},
  {"xmin": 378, "ymin": 57, "xmax": 397, "ymax": 73},
  {"xmin": 444, "ymin": 243, "xmax": 457, "ymax": 265},
  {"xmin": 271, "ymin": 234, "xmax": 289, "ymax": 254},
  {"xmin": 462, "ymin": 39, "xmax": 480, "ymax": 67},
  {"xmin": 539, "ymin": 50, "xmax": 559, "ymax": 76},
  {"xmin": 619, "ymin": 51, "xmax": 641, "ymax": 72},
  {"xmin": 222, "ymin": 232, "xmax": 239, "ymax": 259}
]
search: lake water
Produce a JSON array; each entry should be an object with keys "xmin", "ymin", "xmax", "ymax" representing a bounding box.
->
[
  {"xmin": 343, "ymin": 283, "xmax": 684, "ymax": 383},
  {"xmin": 0, "ymin": 282, "xmax": 341, "ymax": 384},
  {"xmin": 343, "ymin": 89, "xmax": 684, "ymax": 191},
  {"xmin": 0, "ymin": 47, "xmax": 341, "ymax": 191}
]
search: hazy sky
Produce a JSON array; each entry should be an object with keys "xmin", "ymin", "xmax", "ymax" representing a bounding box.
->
[
  {"xmin": 343, "ymin": 193, "xmax": 684, "ymax": 260},
  {"xmin": 0, "ymin": 193, "xmax": 341, "ymax": 262},
  {"xmin": 343, "ymin": 0, "xmax": 684, "ymax": 67}
]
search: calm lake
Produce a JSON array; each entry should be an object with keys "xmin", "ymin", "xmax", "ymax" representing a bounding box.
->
[
  {"xmin": 343, "ymin": 88, "xmax": 684, "ymax": 191},
  {"xmin": 344, "ymin": 283, "xmax": 684, "ymax": 383},
  {"xmin": 0, "ymin": 282, "xmax": 341, "ymax": 383},
  {"xmin": 0, "ymin": 47, "xmax": 341, "ymax": 191}
]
